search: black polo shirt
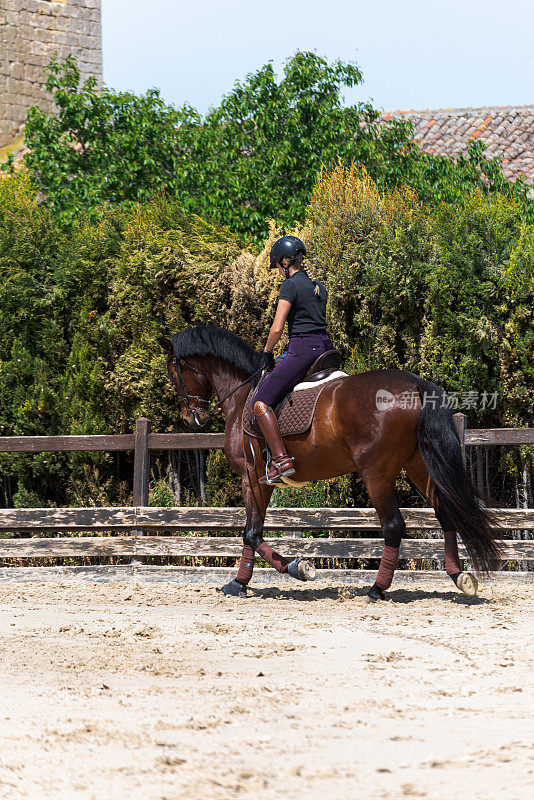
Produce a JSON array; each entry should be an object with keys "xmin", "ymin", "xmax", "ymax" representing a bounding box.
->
[{"xmin": 278, "ymin": 270, "xmax": 328, "ymax": 337}]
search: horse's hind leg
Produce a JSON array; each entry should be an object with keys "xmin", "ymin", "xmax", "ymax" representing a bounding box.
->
[
  {"xmin": 363, "ymin": 475, "xmax": 406, "ymax": 602},
  {"xmin": 405, "ymin": 448, "xmax": 478, "ymax": 596}
]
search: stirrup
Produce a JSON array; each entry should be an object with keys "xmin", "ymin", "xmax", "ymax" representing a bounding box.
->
[
  {"xmin": 259, "ymin": 474, "xmax": 284, "ymax": 486},
  {"xmin": 259, "ymin": 457, "xmax": 295, "ymax": 485}
]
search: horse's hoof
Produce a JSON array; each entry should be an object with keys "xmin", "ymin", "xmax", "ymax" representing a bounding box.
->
[
  {"xmin": 457, "ymin": 572, "xmax": 478, "ymax": 596},
  {"xmin": 366, "ymin": 584, "xmax": 385, "ymax": 602},
  {"xmin": 221, "ymin": 579, "xmax": 248, "ymax": 598},
  {"xmin": 287, "ymin": 558, "xmax": 316, "ymax": 582}
]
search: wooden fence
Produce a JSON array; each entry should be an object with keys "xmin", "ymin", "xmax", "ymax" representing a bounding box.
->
[{"xmin": 0, "ymin": 415, "xmax": 533, "ymax": 578}]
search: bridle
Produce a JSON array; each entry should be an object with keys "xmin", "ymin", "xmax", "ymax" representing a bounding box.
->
[
  {"xmin": 172, "ymin": 353, "xmax": 267, "ymax": 513},
  {"xmin": 172, "ymin": 356, "xmax": 264, "ymax": 421},
  {"xmin": 173, "ymin": 358, "xmax": 212, "ymax": 413}
]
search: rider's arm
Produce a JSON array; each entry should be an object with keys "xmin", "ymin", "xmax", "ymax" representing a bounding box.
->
[{"xmin": 265, "ymin": 299, "xmax": 291, "ymax": 352}]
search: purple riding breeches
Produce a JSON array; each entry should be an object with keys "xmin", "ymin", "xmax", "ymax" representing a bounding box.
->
[{"xmin": 253, "ymin": 332, "xmax": 334, "ymax": 409}]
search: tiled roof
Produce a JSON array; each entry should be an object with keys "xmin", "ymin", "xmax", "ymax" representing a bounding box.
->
[{"xmin": 380, "ymin": 105, "xmax": 534, "ymax": 186}]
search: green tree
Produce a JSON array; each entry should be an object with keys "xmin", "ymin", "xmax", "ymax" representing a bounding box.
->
[
  {"xmin": 1, "ymin": 170, "xmax": 531, "ymax": 510},
  {"xmin": 19, "ymin": 56, "xmax": 184, "ymax": 223},
  {"xmin": 0, "ymin": 175, "xmax": 70, "ymax": 506},
  {"xmin": 174, "ymin": 52, "xmax": 390, "ymax": 239},
  {"xmin": 20, "ymin": 52, "xmax": 532, "ymax": 242},
  {"xmin": 304, "ymin": 163, "xmax": 532, "ymax": 433}
]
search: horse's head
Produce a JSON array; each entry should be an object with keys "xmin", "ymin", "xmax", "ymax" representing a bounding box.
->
[{"xmin": 158, "ymin": 337, "xmax": 212, "ymax": 429}]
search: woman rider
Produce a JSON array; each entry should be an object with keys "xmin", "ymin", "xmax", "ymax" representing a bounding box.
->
[{"xmin": 253, "ymin": 235, "xmax": 334, "ymax": 484}]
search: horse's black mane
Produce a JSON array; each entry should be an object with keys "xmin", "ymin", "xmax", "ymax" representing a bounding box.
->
[{"xmin": 171, "ymin": 325, "xmax": 262, "ymax": 376}]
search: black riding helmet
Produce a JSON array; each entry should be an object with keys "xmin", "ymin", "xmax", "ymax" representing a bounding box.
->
[{"xmin": 269, "ymin": 235, "xmax": 306, "ymax": 269}]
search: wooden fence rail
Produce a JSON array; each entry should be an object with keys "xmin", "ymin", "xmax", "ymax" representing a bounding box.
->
[
  {"xmin": 1, "ymin": 428, "xmax": 534, "ymax": 453},
  {"xmin": 0, "ymin": 507, "xmax": 532, "ymax": 563},
  {"xmin": 0, "ymin": 415, "xmax": 533, "ymax": 574},
  {"xmin": 1, "ymin": 506, "xmax": 534, "ymax": 532},
  {"xmin": 0, "ymin": 535, "xmax": 532, "ymax": 561}
]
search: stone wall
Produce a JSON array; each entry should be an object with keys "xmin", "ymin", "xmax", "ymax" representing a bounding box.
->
[{"xmin": 0, "ymin": 0, "xmax": 102, "ymax": 146}]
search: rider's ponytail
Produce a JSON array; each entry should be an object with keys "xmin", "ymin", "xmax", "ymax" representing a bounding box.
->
[{"xmin": 291, "ymin": 254, "xmax": 320, "ymax": 296}]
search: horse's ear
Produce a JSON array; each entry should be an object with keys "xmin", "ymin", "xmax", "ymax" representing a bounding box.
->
[{"xmin": 158, "ymin": 337, "xmax": 173, "ymax": 355}]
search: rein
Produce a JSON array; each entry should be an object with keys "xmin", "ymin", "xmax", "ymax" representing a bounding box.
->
[
  {"xmin": 218, "ymin": 367, "xmax": 264, "ymax": 404},
  {"xmin": 173, "ymin": 356, "xmax": 264, "ymax": 415}
]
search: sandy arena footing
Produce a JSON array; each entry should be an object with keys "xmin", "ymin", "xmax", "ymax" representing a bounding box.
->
[{"xmin": 0, "ymin": 573, "xmax": 532, "ymax": 800}]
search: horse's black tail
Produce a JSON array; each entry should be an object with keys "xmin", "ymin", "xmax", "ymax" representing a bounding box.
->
[{"xmin": 416, "ymin": 379, "xmax": 502, "ymax": 573}]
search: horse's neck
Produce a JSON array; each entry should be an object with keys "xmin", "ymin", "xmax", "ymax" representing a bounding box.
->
[{"xmin": 200, "ymin": 356, "xmax": 250, "ymax": 419}]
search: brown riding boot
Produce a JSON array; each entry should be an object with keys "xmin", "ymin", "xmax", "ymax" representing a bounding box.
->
[{"xmin": 254, "ymin": 401, "xmax": 295, "ymax": 484}]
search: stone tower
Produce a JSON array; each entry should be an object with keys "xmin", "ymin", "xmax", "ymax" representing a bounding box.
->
[{"xmin": 0, "ymin": 0, "xmax": 102, "ymax": 147}]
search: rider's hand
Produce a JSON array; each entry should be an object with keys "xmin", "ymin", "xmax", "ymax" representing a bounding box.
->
[{"xmin": 259, "ymin": 350, "xmax": 275, "ymax": 370}]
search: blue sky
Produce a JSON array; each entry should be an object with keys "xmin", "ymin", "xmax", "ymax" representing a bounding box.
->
[{"xmin": 102, "ymin": 0, "xmax": 534, "ymax": 115}]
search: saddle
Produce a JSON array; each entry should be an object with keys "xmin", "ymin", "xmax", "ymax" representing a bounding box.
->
[
  {"xmin": 302, "ymin": 348, "xmax": 342, "ymax": 381},
  {"xmin": 243, "ymin": 349, "xmax": 346, "ymax": 438}
]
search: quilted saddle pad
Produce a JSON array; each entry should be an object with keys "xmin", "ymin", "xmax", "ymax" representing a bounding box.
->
[{"xmin": 242, "ymin": 372, "xmax": 347, "ymax": 438}]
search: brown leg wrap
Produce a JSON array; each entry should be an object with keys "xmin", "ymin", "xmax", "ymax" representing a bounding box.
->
[
  {"xmin": 236, "ymin": 544, "xmax": 255, "ymax": 585},
  {"xmin": 376, "ymin": 545, "xmax": 399, "ymax": 590},
  {"xmin": 256, "ymin": 543, "xmax": 289, "ymax": 574},
  {"xmin": 444, "ymin": 531, "xmax": 462, "ymax": 576}
]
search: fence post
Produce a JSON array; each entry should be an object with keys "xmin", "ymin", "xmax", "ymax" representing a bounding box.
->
[
  {"xmin": 133, "ymin": 417, "xmax": 151, "ymax": 509},
  {"xmin": 132, "ymin": 418, "xmax": 151, "ymax": 562},
  {"xmin": 453, "ymin": 412, "xmax": 467, "ymax": 467}
]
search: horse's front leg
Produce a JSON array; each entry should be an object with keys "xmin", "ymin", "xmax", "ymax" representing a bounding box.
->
[
  {"xmin": 242, "ymin": 473, "xmax": 316, "ymax": 583},
  {"xmin": 221, "ymin": 477, "xmax": 273, "ymax": 597},
  {"xmin": 221, "ymin": 474, "xmax": 315, "ymax": 597}
]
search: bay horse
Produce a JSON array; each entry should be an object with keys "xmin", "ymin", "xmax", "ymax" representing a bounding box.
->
[{"xmin": 158, "ymin": 325, "xmax": 501, "ymax": 600}]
